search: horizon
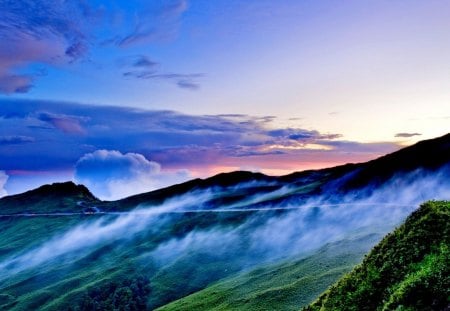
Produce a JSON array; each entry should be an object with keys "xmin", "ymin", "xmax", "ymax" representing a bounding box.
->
[
  {"xmin": 3, "ymin": 132, "xmax": 449, "ymax": 201},
  {"xmin": 1, "ymin": 1, "xmax": 449, "ymax": 199}
]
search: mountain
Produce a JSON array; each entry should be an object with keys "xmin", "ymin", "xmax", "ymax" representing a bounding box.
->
[
  {"xmin": 155, "ymin": 233, "xmax": 382, "ymax": 311},
  {"xmin": 2, "ymin": 133, "xmax": 449, "ymax": 214},
  {"xmin": 0, "ymin": 182, "xmax": 99, "ymax": 214},
  {"xmin": 0, "ymin": 134, "xmax": 448, "ymax": 310},
  {"xmin": 303, "ymin": 201, "xmax": 450, "ymax": 311}
]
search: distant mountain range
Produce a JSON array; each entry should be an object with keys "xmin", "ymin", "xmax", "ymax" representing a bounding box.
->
[
  {"xmin": 2, "ymin": 133, "xmax": 449, "ymax": 213},
  {"xmin": 0, "ymin": 133, "xmax": 448, "ymax": 310}
]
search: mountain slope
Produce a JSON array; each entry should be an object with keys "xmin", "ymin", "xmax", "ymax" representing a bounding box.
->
[
  {"xmin": 0, "ymin": 134, "xmax": 448, "ymax": 310},
  {"xmin": 0, "ymin": 182, "xmax": 99, "ymax": 214},
  {"xmin": 304, "ymin": 200, "xmax": 450, "ymax": 311},
  {"xmin": 155, "ymin": 233, "xmax": 382, "ymax": 311}
]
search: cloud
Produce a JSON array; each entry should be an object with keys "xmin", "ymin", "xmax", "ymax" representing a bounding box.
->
[
  {"xmin": 74, "ymin": 150, "xmax": 191, "ymax": 200},
  {"xmin": 0, "ymin": 136, "xmax": 34, "ymax": 145},
  {"xmin": 0, "ymin": 99, "xmax": 401, "ymax": 183},
  {"xmin": 267, "ymin": 129, "xmax": 342, "ymax": 142},
  {"xmin": 177, "ymin": 79, "xmax": 200, "ymax": 90},
  {"xmin": 2, "ymin": 166, "xmax": 449, "ymax": 282},
  {"xmin": 132, "ymin": 56, "xmax": 159, "ymax": 69},
  {"xmin": 0, "ymin": 0, "xmax": 93, "ymax": 93},
  {"xmin": 0, "ymin": 74, "xmax": 33, "ymax": 94},
  {"xmin": 0, "ymin": 1, "xmax": 192, "ymax": 93},
  {"xmin": 123, "ymin": 67, "xmax": 204, "ymax": 90},
  {"xmin": 115, "ymin": 0, "xmax": 188, "ymax": 47},
  {"xmin": 37, "ymin": 112, "xmax": 86, "ymax": 134},
  {"xmin": 0, "ymin": 171, "xmax": 8, "ymax": 197},
  {"xmin": 395, "ymin": 132, "xmax": 422, "ymax": 138}
]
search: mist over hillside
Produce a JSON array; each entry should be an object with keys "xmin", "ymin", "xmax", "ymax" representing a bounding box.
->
[{"xmin": 0, "ymin": 134, "xmax": 449, "ymax": 310}]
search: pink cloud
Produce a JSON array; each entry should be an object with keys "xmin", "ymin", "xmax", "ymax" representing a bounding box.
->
[
  {"xmin": 37, "ymin": 112, "xmax": 87, "ymax": 135},
  {"xmin": 0, "ymin": 32, "xmax": 67, "ymax": 94}
]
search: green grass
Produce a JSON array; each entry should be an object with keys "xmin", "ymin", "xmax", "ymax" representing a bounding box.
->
[
  {"xmin": 304, "ymin": 200, "xmax": 450, "ymax": 311},
  {"xmin": 156, "ymin": 234, "xmax": 382, "ymax": 311},
  {"xmin": 1, "ymin": 175, "xmax": 447, "ymax": 310}
]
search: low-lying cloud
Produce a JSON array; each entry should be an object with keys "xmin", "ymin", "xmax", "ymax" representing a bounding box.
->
[
  {"xmin": 0, "ymin": 171, "xmax": 8, "ymax": 198},
  {"xmin": 1, "ymin": 166, "xmax": 449, "ymax": 283}
]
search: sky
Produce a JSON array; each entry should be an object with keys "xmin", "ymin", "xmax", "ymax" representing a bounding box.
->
[{"xmin": 0, "ymin": 0, "xmax": 449, "ymax": 199}]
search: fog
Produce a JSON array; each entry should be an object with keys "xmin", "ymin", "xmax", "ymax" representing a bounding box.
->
[{"xmin": 0, "ymin": 166, "xmax": 449, "ymax": 284}]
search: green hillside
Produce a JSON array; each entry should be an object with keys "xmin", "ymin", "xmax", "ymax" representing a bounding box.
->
[
  {"xmin": 0, "ymin": 135, "xmax": 448, "ymax": 310},
  {"xmin": 156, "ymin": 234, "xmax": 382, "ymax": 311},
  {"xmin": 304, "ymin": 201, "xmax": 450, "ymax": 311}
]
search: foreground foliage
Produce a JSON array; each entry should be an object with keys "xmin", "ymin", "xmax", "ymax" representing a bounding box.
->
[{"xmin": 304, "ymin": 201, "xmax": 450, "ymax": 311}]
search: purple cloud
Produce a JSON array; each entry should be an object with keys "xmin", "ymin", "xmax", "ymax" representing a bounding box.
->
[
  {"xmin": 0, "ymin": 0, "xmax": 93, "ymax": 94},
  {"xmin": 0, "ymin": 74, "xmax": 33, "ymax": 94},
  {"xmin": 0, "ymin": 0, "xmax": 195, "ymax": 94},
  {"xmin": 268, "ymin": 129, "xmax": 342, "ymax": 143},
  {"xmin": 37, "ymin": 112, "xmax": 87, "ymax": 134},
  {"xmin": 0, "ymin": 99, "xmax": 401, "ymax": 174}
]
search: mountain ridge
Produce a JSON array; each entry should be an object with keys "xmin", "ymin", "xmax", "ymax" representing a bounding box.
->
[{"xmin": 1, "ymin": 133, "xmax": 449, "ymax": 214}]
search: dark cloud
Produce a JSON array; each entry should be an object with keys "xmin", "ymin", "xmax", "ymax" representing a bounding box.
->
[
  {"xmin": 0, "ymin": 99, "xmax": 400, "ymax": 173},
  {"xmin": 268, "ymin": 129, "xmax": 342, "ymax": 142},
  {"xmin": 177, "ymin": 79, "xmax": 200, "ymax": 90},
  {"xmin": 132, "ymin": 56, "xmax": 159, "ymax": 68},
  {"xmin": 395, "ymin": 132, "xmax": 422, "ymax": 138},
  {"xmin": 123, "ymin": 71, "xmax": 204, "ymax": 90},
  {"xmin": 0, "ymin": 136, "xmax": 35, "ymax": 145},
  {"xmin": 120, "ymin": 55, "xmax": 203, "ymax": 90}
]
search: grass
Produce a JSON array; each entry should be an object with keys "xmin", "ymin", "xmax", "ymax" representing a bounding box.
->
[
  {"xmin": 304, "ymin": 200, "xmax": 450, "ymax": 311},
  {"xmin": 156, "ymin": 234, "xmax": 382, "ymax": 311}
]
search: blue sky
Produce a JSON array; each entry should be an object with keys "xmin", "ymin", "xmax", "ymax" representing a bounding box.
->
[{"xmin": 0, "ymin": 0, "xmax": 449, "ymax": 199}]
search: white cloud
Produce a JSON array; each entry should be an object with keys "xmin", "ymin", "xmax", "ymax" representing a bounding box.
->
[
  {"xmin": 0, "ymin": 171, "xmax": 8, "ymax": 198},
  {"xmin": 74, "ymin": 150, "xmax": 191, "ymax": 200}
]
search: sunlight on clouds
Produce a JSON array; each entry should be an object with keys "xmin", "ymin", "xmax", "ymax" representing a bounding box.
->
[{"xmin": 265, "ymin": 143, "xmax": 334, "ymax": 151}]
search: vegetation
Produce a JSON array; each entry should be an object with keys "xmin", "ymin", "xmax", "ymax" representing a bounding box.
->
[
  {"xmin": 156, "ymin": 234, "xmax": 381, "ymax": 311},
  {"xmin": 73, "ymin": 276, "xmax": 150, "ymax": 311},
  {"xmin": 304, "ymin": 201, "xmax": 450, "ymax": 311},
  {"xmin": 0, "ymin": 135, "xmax": 448, "ymax": 310}
]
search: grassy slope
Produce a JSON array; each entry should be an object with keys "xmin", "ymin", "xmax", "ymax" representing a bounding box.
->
[
  {"xmin": 304, "ymin": 201, "xmax": 450, "ymax": 311},
  {"xmin": 2, "ymin": 208, "xmax": 309, "ymax": 311},
  {"xmin": 0, "ymin": 182, "xmax": 99, "ymax": 214},
  {"xmin": 0, "ymin": 134, "xmax": 448, "ymax": 310},
  {"xmin": 156, "ymin": 234, "xmax": 382, "ymax": 311}
]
